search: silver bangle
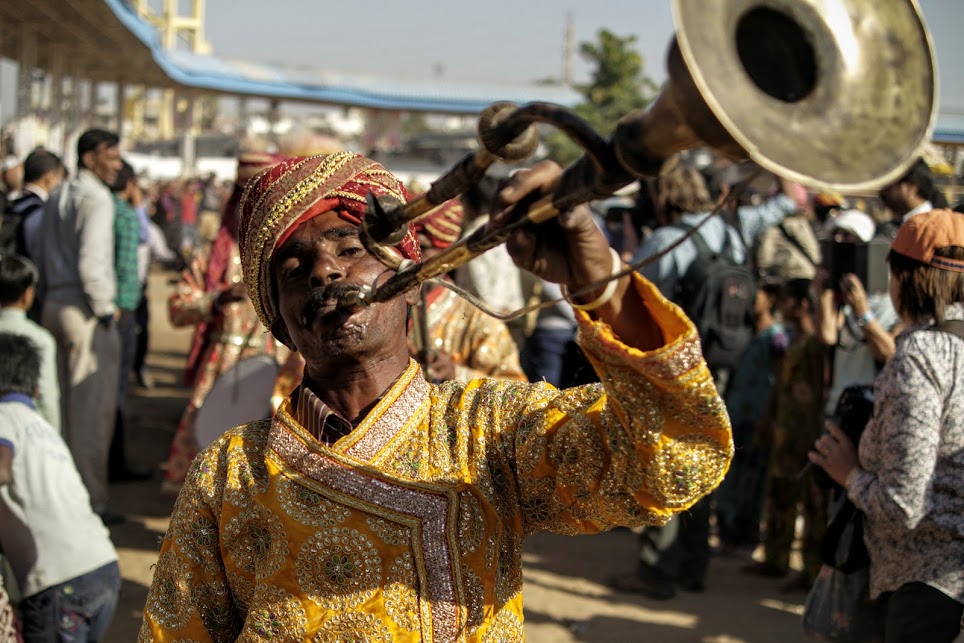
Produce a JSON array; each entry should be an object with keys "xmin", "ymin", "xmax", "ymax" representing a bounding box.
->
[{"xmin": 561, "ymin": 247, "xmax": 623, "ymax": 312}]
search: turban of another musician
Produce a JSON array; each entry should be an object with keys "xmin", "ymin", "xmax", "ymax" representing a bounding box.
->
[
  {"xmin": 236, "ymin": 151, "xmax": 282, "ymax": 187},
  {"xmin": 238, "ymin": 152, "xmax": 420, "ymax": 329},
  {"xmin": 413, "ymin": 199, "xmax": 465, "ymax": 249}
]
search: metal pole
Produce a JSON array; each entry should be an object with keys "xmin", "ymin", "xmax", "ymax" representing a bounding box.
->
[
  {"xmin": 116, "ymin": 80, "xmax": 126, "ymax": 141},
  {"xmin": 49, "ymin": 47, "xmax": 66, "ymax": 155},
  {"xmin": 16, "ymin": 28, "xmax": 36, "ymax": 118},
  {"xmin": 181, "ymin": 93, "xmax": 196, "ymax": 175}
]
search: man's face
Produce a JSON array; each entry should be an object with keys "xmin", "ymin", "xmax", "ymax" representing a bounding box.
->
[
  {"xmin": 2, "ymin": 165, "xmax": 23, "ymax": 192},
  {"xmin": 43, "ymin": 168, "xmax": 64, "ymax": 192},
  {"xmin": 832, "ymin": 229, "xmax": 862, "ymax": 244},
  {"xmin": 879, "ymin": 180, "xmax": 912, "ymax": 216},
  {"xmin": 85, "ymin": 143, "xmax": 122, "ymax": 186},
  {"xmin": 271, "ymin": 210, "xmax": 418, "ymax": 372}
]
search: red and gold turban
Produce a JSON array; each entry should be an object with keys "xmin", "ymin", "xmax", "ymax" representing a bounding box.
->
[
  {"xmin": 237, "ymin": 152, "xmax": 420, "ymax": 329},
  {"xmin": 413, "ymin": 199, "xmax": 465, "ymax": 249}
]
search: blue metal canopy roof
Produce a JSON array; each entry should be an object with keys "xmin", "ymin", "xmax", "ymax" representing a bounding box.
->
[{"xmin": 103, "ymin": 0, "xmax": 581, "ymax": 114}]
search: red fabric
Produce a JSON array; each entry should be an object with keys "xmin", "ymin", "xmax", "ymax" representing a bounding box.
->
[
  {"xmin": 413, "ymin": 199, "xmax": 464, "ymax": 249},
  {"xmin": 183, "ymin": 187, "xmax": 243, "ymax": 386},
  {"xmin": 268, "ymin": 181, "xmax": 420, "ymax": 263},
  {"xmin": 180, "ymin": 191, "xmax": 197, "ymax": 225},
  {"xmin": 184, "ymin": 154, "xmax": 282, "ymax": 384}
]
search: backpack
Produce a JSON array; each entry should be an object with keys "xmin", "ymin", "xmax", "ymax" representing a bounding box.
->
[
  {"xmin": 675, "ymin": 222, "xmax": 756, "ymax": 373},
  {"xmin": 0, "ymin": 191, "xmax": 43, "ymax": 258},
  {"xmin": 753, "ymin": 215, "xmax": 821, "ymax": 282}
]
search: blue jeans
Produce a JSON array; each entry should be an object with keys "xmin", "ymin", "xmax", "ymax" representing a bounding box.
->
[
  {"xmin": 521, "ymin": 327, "xmax": 575, "ymax": 387},
  {"xmin": 19, "ymin": 562, "xmax": 121, "ymax": 642}
]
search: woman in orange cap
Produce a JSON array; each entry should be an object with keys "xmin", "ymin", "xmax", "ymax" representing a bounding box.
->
[{"xmin": 810, "ymin": 209, "xmax": 964, "ymax": 641}]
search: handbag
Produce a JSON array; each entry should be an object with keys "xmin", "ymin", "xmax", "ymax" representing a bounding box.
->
[
  {"xmin": 821, "ymin": 493, "xmax": 870, "ymax": 573},
  {"xmin": 802, "ymin": 564, "xmax": 871, "ymax": 642},
  {"xmin": 804, "ymin": 493, "xmax": 872, "ymax": 642}
]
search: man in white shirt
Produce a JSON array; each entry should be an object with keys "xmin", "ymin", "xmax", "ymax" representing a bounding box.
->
[{"xmin": 0, "ymin": 333, "xmax": 120, "ymax": 640}]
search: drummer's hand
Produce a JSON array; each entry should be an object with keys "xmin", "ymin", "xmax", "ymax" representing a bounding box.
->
[
  {"xmin": 426, "ymin": 350, "xmax": 457, "ymax": 383},
  {"xmin": 217, "ymin": 283, "xmax": 248, "ymax": 307}
]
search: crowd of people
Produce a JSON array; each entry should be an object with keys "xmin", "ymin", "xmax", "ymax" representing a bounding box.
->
[{"xmin": 0, "ymin": 124, "xmax": 960, "ymax": 642}]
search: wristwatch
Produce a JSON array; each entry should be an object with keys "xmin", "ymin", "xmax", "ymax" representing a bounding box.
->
[{"xmin": 856, "ymin": 310, "xmax": 876, "ymax": 327}]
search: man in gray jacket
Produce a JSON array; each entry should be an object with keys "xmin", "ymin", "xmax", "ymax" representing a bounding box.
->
[{"xmin": 36, "ymin": 129, "xmax": 123, "ymax": 524}]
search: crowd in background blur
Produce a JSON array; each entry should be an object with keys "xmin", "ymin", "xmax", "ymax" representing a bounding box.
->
[{"xmin": 0, "ymin": 122, "xmax": 962, "ymax": 641}]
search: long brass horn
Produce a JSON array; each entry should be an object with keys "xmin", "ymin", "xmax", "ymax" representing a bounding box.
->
[
  {"xmin": 344, "ymin": 0, "xmax": 937, "ymax": 311},
  {"xmin": 615, "ymin": 0, "xmax": 938, "ymax": 190}
]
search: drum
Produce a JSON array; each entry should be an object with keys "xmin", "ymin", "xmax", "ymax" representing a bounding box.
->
[{"xmin": 194, "ymin": 355, "xmax": 280, "ymax": 449}]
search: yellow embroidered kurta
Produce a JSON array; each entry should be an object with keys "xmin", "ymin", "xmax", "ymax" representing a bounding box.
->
[{"xmin": 140, "ymin": 275, "xmax": 733, "ymax": 642}]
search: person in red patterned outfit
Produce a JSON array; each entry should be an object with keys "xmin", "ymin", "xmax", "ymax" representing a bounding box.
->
[
  {"xmin": 0, "ymin": 576, "xmax": 17, "ymax": 642},
  {"xmin": 160, "ymin": 152, "xmax": 288, "ymax": 492}
]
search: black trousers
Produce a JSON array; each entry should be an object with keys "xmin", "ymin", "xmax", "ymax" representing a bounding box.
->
[
  {"xmin": 855, "ymin": 582, "xmax": 964, "ymax": 643},
  {"xmin": 637, "ymin": 495, "xmax": 712, "ymax": 591}
]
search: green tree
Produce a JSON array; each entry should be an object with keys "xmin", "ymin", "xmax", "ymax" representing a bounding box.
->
[{"xmin": 546, "ymin": 29, "xmax": 658, "ymax": 165}]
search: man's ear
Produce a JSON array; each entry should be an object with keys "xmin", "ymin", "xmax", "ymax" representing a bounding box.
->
[
  {"xmin": 270, "ymin": 317, "xmax": 295, "ymax": 351},
  {"xmin": 404, "ymin": 283, "xmax": 421, "ymax": 308}
]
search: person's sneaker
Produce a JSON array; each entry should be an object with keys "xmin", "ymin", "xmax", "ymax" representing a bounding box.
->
[{"xmin": 607, "ymin": 572, "xmax": 676, "ymax": 600}]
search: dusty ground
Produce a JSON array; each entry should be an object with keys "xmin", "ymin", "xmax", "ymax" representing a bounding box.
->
[{"xmin": 104, "ymin": 270, "xmax": 812, "ymax": 642}]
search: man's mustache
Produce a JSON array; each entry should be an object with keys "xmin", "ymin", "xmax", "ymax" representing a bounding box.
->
[{"xmin": 301, "ymin": 283, "xmax": 362, "ymax": 325}]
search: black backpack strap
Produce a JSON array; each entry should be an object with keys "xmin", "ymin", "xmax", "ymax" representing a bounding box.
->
[
  {"xmin": 931, "ymin": 319, "xmax": 964, "ymax": 342},
  {"xmin": 778, "ymin": 222, "xmax": 819, "ymax": 267},
  {"xmin": 677, "ymin": 219, "xmax": 741, "ymax": 261},
  {"xmin": 676, "ymin": 221, "xmax": 715, "ymax": 259}
]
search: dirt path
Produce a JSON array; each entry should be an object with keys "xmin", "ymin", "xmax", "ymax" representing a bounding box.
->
[{"xmin": 106, "ymin": 270, "xmax": 811, "ymax": 642}]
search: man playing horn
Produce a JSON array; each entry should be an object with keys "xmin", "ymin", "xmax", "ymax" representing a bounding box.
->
[{"xmin": 140, "ymin": 152, "xmax": 732, "ymax": 642}]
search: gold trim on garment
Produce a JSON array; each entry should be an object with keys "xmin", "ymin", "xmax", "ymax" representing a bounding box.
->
[{"xmin": 269, "ymin": 410, "xmax": 464, "ymax": 642}]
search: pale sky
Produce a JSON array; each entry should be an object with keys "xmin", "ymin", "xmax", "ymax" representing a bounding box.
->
[
  {"xmin": 1, "ymin": 0, "xmax": 962, "ymax": 130},
  {"xmin": 202, "ymin": 0, "xmax": 964, "ymax": 112}
]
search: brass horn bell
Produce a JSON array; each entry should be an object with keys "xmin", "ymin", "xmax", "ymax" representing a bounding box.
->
[{"xmin": 613, "ymin": 0, "xmax": 937, "ymax": 191}]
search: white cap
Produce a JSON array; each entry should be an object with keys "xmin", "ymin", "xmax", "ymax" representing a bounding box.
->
[{"xmin": 825, "ymin": 209, "xmax": 876, "ymax": 243}]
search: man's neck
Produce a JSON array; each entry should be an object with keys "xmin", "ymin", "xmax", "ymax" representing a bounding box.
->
[
  {"xmin": 303, "ymin": 350, "xmax": 411, "ymax": 424},
  {"xmin": 901, "ymin": 199, "xmax": 932, "ymax": 222},
  {"xmin": 78, "ymin": 167, "xmax": 103, "ymax": 186},
  {"xmin": 23, "ymin": 182, "xmax": 48, "ymax": 201}
]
